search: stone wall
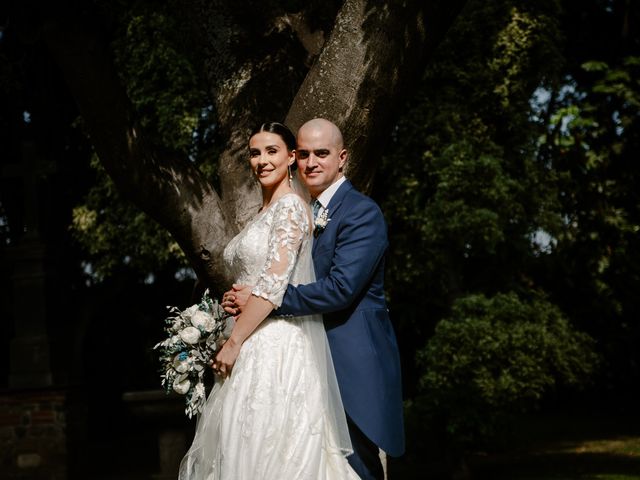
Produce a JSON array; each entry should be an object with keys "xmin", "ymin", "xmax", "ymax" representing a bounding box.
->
[{"xmin": 0, "ymin": 390, "xmax": 67, "ymax": 480}]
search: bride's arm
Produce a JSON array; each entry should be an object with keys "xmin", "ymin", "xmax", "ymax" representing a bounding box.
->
[
  {"xmin": 213, "ymin": 296, "xmax": 274, "ymax": 376},
  {"xmin": 213, "ymin": 196, "xmax": 310, "ymax": 377}
]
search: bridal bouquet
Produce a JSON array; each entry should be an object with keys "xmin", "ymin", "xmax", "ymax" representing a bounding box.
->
[{"xmin": 154, "ymin": 288, "xmax": 234, "ymax": 418}]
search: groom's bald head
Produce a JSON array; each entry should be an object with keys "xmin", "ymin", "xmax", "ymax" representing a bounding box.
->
[{"xmin": 298, "ymin": 118, "xmax": 344, "ymax": 149}]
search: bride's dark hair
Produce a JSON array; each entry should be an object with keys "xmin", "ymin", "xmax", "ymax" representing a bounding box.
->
[{"xmin": 250, "ymin": 122, "xmax": 296, "ymax": 153}]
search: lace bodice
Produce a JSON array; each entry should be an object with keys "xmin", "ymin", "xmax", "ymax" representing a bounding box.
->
[{"xmin": 223, "ymin": 193, "xmax": 312, "ymax": 307}]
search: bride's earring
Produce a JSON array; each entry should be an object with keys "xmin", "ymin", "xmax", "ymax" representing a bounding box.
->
[{"xmin": 288, "ymin": 164, "xmax": 293, "ymax": 184}]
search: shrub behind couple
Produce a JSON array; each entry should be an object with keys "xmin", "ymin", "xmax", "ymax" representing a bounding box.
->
[{"xmin": 179, "ymin": 118, "xmax": 404, "ymax": 480}]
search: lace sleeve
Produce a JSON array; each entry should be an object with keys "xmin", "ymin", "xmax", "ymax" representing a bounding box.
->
[{"xmin": 252, "ymin": 195, "xmax": 310, "ymax": 307}]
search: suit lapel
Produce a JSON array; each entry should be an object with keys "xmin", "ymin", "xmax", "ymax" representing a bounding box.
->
[{"xmin": 312, "ymin": 179, "xmax": 354, "ymax": 256}]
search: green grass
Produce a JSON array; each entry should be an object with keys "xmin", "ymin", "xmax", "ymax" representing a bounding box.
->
[
  {"xmin": 388, "ymin": 412, "xmax": 640, "ymax": 480},
  {"xmin": 593, "ymin": 476, "xmax": 640, "ymax": 480},
  {"xmin": 470, "ymin": 413, "xmax": 640, "ymax": 480},
  {"xmin": 470, "ymin": 438, "xmax": 640, "ymax": 479}
]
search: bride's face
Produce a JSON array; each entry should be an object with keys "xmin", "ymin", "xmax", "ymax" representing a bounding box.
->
[{"xmin": 249, "ymin": 132, "xmax": 295, "ymax": 190}]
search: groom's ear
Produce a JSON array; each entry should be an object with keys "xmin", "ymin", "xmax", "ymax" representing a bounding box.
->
[{"xmin": 338, "ymin": 149, "xmax": 348, "ymax": 171}]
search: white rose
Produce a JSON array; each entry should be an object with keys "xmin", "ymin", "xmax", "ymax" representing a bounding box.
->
[
  {"xmin": 191, "ymin": 310, "xmax": 214, "ymax": 332},
  {"xmin": 184, "ymin": 304, "xmax": 199, "ymax": 317},
  {"xmin": 179, "ymin": 326, "xmax": 201, "ymax": 344},
  {"xmin": 172, "ymin": 354, "xmax": 189, "ymax": 373},
  {"xmin": 173, "ymin": 377, "xmax": 191, "ymax": 395}
]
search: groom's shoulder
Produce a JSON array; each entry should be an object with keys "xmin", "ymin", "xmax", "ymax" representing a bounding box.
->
[
  {"xmin": 344, "ymin": 183, "xmax": 383, "ymax": 213},
  {"xmin": 341, "ymin": 184, "xmax": 386, "ymax": 229}
]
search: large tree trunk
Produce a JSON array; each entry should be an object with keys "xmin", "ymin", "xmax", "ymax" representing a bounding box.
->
[
  {"xmin": 286, "ymin": 0, "xmax": 468, "ymax": 193},
  {"xmin": 185, "ymin": 0, "xmax": 314, "ymax": 230},
  {"xmin": 38, "ymin": 0, "xmax": 467, "ymax": 293}
]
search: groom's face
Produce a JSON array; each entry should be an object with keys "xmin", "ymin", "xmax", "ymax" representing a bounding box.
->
[{"xmin": 296, "ymin": 125, "xmax": 347, "ymax": 198}]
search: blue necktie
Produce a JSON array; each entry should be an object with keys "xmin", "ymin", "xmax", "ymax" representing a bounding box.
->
[{"xmin": 311, "ymin": 199, "xmax": 322, "ymax": 220}]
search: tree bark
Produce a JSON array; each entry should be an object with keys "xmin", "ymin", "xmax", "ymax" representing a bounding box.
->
[
  {"xmin": 184, "ymin": 0, "xmax": 319, "ymax": 229},
  {"xmin": 285, "ymin": 0, "xmax": 469, "ymax": 193},
  {"xmin": 38, "ymin": 0, "xmax": 467, "ymax": 291}
]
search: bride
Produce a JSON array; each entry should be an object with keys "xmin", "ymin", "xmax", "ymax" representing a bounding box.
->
[{"xmin": 178, "ymin": 122, "xmax": 359, "ymax": 479}]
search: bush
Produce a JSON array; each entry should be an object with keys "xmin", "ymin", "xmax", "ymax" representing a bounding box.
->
[{"xmin": 415, "ymin": 292, "xmax": 599, "ymax": 451}]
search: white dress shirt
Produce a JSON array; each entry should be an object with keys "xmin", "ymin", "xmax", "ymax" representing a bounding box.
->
[{"xmin": 314, "ymin": 176, "xmax": 347, "ymax": 216}]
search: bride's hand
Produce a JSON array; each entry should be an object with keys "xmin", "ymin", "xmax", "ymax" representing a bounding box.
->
[
  {"xmin": 222, "ymin": 284, "xmax": 252, "ymax": 315},
  {"xmin": 212, "ymin": 337, "xmax": 242, "ymax": 378},
  {"xmin": 221, "ymin": 287, "xmax": 237, "ymax": 314}
]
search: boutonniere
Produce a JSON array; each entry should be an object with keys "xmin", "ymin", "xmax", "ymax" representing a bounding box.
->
[{"xmin": 314, "ymin": 209, "xmax": 331, "ymax": 237}]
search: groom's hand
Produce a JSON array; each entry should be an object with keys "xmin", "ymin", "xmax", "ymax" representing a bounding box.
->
[{"xmin": 222, "ymin": 284, "xmax": 252, "ymax": 315}]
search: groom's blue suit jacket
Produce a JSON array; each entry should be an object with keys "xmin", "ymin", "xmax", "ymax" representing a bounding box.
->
[{"xmin": 277, "ymin": 179, "xmax": 405, "ymax": 457}]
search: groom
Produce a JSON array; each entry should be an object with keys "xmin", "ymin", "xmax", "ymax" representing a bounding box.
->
[{"xmin": 226, "ymin": 118, "xmax": 405, "ymax": 479}]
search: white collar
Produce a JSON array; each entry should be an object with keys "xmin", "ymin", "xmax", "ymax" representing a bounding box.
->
[{"xmin": 315, "ymin": 176, "xmax": 347, "ymax": 210}]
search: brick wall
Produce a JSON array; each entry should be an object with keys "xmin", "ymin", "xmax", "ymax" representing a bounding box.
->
[{"xmin": 0, "ymin": 390, "xmax": 67, "ymax": 480}]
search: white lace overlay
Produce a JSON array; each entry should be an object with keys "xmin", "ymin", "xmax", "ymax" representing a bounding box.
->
[
  {"xmin": 179, "ymin": 193, "xmax": 358, "ymax": 480},
  {"xmin": 250, "ymin": 194, "xmax": 308, "ymax": 306}
]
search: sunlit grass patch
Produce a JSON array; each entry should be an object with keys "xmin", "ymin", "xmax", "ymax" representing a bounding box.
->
[
  {"xmin": 540, "ymin": 436, "xmax": 640, "ymax": 457},
  {"xmin": 590, "ymin": 475, "xmax": 640, "ymax": 480},
  {"xmin": 469, "ymin": 429, "xmax": 640, "ymax": 480}
]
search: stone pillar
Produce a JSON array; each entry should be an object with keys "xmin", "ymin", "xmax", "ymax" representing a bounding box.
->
[
  {"xmin": 3, "ymin": 140, "xmax": 54, "ymax": 389},
  {"xmin": 8, "ymin": 239, "xmax": 53, "ymax": 389},
  {"xmin": 1, "ymin": 140, "xmax": 66, "ymax": 480}
]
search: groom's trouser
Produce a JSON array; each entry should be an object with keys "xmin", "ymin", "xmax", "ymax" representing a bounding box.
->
[{"xmin": 346, "ymin": 415, "xmax": 384, "ymax": 480}]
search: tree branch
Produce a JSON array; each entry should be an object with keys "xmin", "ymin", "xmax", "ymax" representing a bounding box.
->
[{"xmin": 40, "ymin": 5, "xmax": 233, "ymax": 289}]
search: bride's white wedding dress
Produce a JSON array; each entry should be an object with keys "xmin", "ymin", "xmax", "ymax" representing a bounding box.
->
[{"xmin": 179, "ymin": 193, "xmax": 359, "ymax": 480}]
